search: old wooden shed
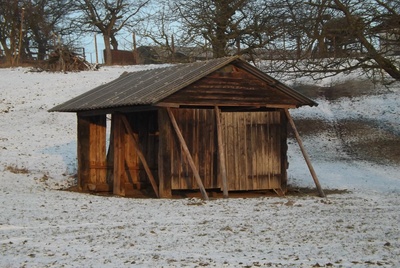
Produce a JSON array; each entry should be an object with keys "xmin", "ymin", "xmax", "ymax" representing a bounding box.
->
[{"xmin": 49, "ymin": 56, "xmax": 317, "ymax": 199}]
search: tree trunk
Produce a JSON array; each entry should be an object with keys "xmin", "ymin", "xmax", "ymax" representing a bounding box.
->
[
  {"xmin": 0, "ymin": 40, "xmax": 13, "ymax": 65},
  {"xmin": 357, "ymin": 33, "xmax": 400, "ymax": 80},
  {"xmin": 103, "ymin": 34, "xmax": 112, "ymax": 65},
  {"xmin": 37, "ymin": 40, "xmax": 48, "ymax": 61},
  {"xmin": 212, "ymin": 26, "xmax": 228, "ymax": 58},
  {"xmin": 110, "ymin": 35, "xmax": 119, "ymax": 50}
]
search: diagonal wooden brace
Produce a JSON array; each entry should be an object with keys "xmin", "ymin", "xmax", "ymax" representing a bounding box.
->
[
  {"xmin": 166, "ymin": 108, "xmax": 209, "ymax": 200},
  {"xmin": 121, "ymin": 114, "xmax": 159, "ymax": 198},
  {"xmin": 285, "ymin": 109, "xmax": 326, "ymax": 198}
]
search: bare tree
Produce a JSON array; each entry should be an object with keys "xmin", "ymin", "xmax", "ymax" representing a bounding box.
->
[
  {"xmin": 331, "ymin": 0, "xmax": 400, "ymax": 80},
  {"xmin": 168, "ymin": 0, "xmax": 282, "ymax": 59},
  {"xmin": 0, "ymin": 0, "xmax": 22, "ymax": 65},
  {"xmin": 0, "ymin": 0, "xmax": 76, "ymax": 65},
  {"xmin": 278, "ymin": 0, "xmax": 400, "ymax": 81},
  {"xmin": 137, "ymin": 1, "xmax": 180, "ymax": 62},
  {"xmin": 24, "ymin": 0, "xmax": 75, "ymax": 61},
  {"xmin": 74, "ymin": 0, "xmax": 149, "ymax": 65}
]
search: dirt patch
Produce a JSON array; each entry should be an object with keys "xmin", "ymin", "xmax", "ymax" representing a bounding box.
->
[
  {"xmin": 292, "ymin": 117, "xmax": 400, "ymax": 165},
  {"xmin": 286, "ymin": 186, "xmax": 350, "ymax": 197},
  {"xmin": 293, "ymin": 79, "xmax": 378, "ymax": 101},
  {"xmin": 289, "ymin": 118, "xmax": 331, "ymax": 136},
  {"xmin": 170, "ymin": 187, "xmax": 348, "ymax": 199},
  {"xmin": 338, "ymin": 119, "xmax": 400, "ymax": 165}
]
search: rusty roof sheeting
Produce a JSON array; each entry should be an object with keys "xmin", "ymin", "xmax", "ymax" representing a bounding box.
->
[{"xmin": 49, "ymin": 56, "xmax": 317, "ymax": 112}]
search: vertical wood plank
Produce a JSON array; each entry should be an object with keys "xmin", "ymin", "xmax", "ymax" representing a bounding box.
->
[
  {"xmin": 239, "ymin": 113, "xmax": 245, "ymax": 189},
  {"xmin": 234, "ymin": 113, "xmax": 240, "ymax": 190},
  {"xmin": 158, "ymin": 108, "xmax": 172, "ymax": 198},
  {"xmin": 123, "ymin": 116, "xmax": 138, "ymax": 187},
  {"xmin": 113, "ymin": 113, "xmax": 125, "ymax": 196},
  {"xmin": 280, "ymin": 110, "xmax": 288, "ymax": 193},
  {"xmin": 106, "ymin": 116, "xmax": 114, "ymax": 189},
  {"xmin": 214, "ymin": 106, "xmax": 228, "ymax": 198},
  {"xmin": 77, "ymin": 115, "xmax": 90, "ymax": 190},
  {"xmin": 93, "ymin": 115, "xmax": 107, "ymax": 187}
]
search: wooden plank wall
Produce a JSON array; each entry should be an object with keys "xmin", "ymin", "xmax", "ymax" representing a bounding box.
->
[
  {"xmin": 77, "ymin": 114, "xmax": 109, "ymax": 191},
  {"xmin": 122, "ymin": 116, "xmax": 139, "ymax": 190},
  {"xmin": 160, "ymin": 108, "xmax": 287, "ymax": 192},
  {"xmin": 166, "ymin": 108, "xmax": 218, "ymax": 190},
  {"xmin": 110, "ymin": 112, "xmax": 159, "ymax": 196},
  {"xmin": 161, "ymin": 65, "xmax": 301, "ymax": 107},
  {"xmin": 221, "ymin": 111, "xmax": 283, "ymax": 191},
  {"xmin": 125, "ymin": 112, "xmax": 159, "ymax": 189}
]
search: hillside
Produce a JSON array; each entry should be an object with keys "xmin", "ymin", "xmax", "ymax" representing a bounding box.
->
[{"xmin": 0, "ymin": 66, "xmax": 399, "ymax": 267}]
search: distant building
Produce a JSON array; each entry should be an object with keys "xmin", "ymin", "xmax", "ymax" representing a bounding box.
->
[{"xmin": 374, "ymin": 15, "xmax": 400, "ymax": 55}]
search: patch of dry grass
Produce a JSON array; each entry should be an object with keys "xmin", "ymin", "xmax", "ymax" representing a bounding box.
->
[
  {"xmin": 4, "ymin": 164, "xmax": 30, "ymax": 174},
  {"xmin": 293, "ymin": 79, "xmax": 377, "ymax": 101},
  {"xmin": 292, "ymin": 118, "xmax": 400, "ymax": 165},
  {"xmin": 339, "ymin": 119, "xmax": 400, "ymax": 165}
]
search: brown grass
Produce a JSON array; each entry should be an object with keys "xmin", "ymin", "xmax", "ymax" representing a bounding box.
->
[
  {"xmin": 291, "ymin": 113, "xmax": 400, "ymax": 165},
  {"xmin": 293, "ymin": 79, "xmax": 378, "ymax": 101},
  {"xmin": 4, "ymin": 165, "xmax": 30, "ymax": 174},
  {"xmin": 338, "ymin": 119, "xmax": 400, "ymax": 165},
  {"xmin": 291, "ymin": 78, "xmax": 400, "ymax": 165}
]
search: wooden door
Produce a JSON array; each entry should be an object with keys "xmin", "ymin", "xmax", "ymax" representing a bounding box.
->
[{"xmin": 221, "ymin": 111, "xmax": 284, "ymax": 191}]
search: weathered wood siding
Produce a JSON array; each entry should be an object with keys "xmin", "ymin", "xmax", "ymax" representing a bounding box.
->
[
  {"xmin": 77, "ymin": 114, "xmax": 109, "ymax": 191},
  {"xmin": 161, "ymin": 65, "xmax": 300, "ymax": 107},
  {"xmin": 111, "ymin": 112, "xmax": 159, "ymax": 195},
  {"xmin": 221, "ymin": 111, "xmax": 285, "ymax": 190},
  {"xmin": 166, "ymin": 108, "xmax": 218, "ymax": 190},
  {"xmin": 160, "ymin": 108, "xmax": 287, "ymax": 191},
  {"xmin": 125, "ymin": 112, "xmax": 159, "ymax": 188},
  {"xmin": 78, "ymin": 109, "xmax": 287, "ymax": 195}
]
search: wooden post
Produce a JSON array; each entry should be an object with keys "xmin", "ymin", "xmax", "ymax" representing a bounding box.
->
[
  {"xmin": 285, "ymin": 109, "xmax": 326, "ymax": 197},
  {"xmin": 120, "ymin": 115, "xmax": 159, "ymax": 198},
  {"xmin": 113, "ymin": 114, "xmax": 124, "ymax": 196},
  {"xmin": 214, "ymin": 106, "xmax": 228, "ymax": 198},
  {"xmin": 77, "ymin": 115, "xmax": 90, "ymax": 190},
  {"xmin": 158, "ymin": 109, "xmax": 172, "ymax": 198},
  {"xmin": 166, "ymin": 108, "xmax": 209, "ymax": 200}
]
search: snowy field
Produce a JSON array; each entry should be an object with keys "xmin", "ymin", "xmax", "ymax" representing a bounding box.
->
[{"xmin": 1, "ymin": 65, "xmax": 399, "ymax": 267}]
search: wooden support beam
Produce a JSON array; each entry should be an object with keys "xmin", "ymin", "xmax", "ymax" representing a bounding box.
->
[
  {"xmin": 113, "ymin": 114, "xmax": 124, "ymax": 196},
  {"xmin": 214, "ymin": 106, "xmax": 228, "ymax": 198},
  {"xmin": 77, "ymin": 115, "xmax": 90, "ymax": 191},
  {"xmin": 158, "ymin": 109, "xmax": 172, "ymax": 198},
  {"xmin": 284, "ymin": 109, "xmax": 326, "ymax": 198},
  {"xmin": 120, "ymin": 114, "xmax": 159, "ymax": 198},
  {"xmin": 166, "ymin": 108, "xmax": 209, "ymax": 200}
]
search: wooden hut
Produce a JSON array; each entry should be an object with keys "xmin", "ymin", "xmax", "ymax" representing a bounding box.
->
[{"xmin": 49, "ymin": 56, "xmax": 318, "ymax": 199}]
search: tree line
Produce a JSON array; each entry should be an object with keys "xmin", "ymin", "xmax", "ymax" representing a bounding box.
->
[{"xmin": 1, "ymin": 0, "xmax": 400, "ymax": 80}]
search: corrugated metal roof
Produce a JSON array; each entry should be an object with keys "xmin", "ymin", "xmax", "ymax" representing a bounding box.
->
[{"xmin": 49, "ymin": 56, "xmax": 317, "ymax": 112}]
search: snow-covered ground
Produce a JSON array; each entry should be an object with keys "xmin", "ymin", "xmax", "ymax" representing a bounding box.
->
[{"xmin": 1, "ymin": 66, "xmax": 399, "ymax": 267}]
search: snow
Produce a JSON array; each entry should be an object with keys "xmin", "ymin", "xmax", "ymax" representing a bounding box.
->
[{"xmin": 1, "ymin": 66, "xmax": 399, "ymax": 267}]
